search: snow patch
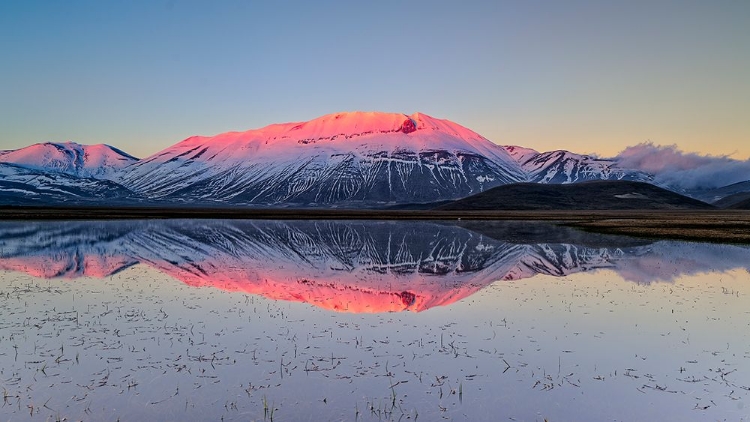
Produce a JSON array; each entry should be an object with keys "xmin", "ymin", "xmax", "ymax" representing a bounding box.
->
[{"xmin": 614, "ymin": 193, "xmax": 648, "ymax": 199}]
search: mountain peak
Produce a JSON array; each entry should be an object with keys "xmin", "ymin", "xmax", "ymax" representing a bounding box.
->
[
  {"xmin": 283, "ymin": 111, "xmax": 419, "ymax": 138},
  {"xmin": 0, "ymin": 141, "xmax": 138, "ymax": 179},
  {"xmin": 500, "ymin": 144, "xmax": 651, "ymax": 185},
  {"xmin": 122, "ymin": 111, "xmax": 524, "ymax": 203},
  {"xmin": 173, "ymin": 111, "xmax": 492, "ymax": 150},
  {"xmin": 502, "ymin": 145, "xmax": 540, "ymax": 164}
]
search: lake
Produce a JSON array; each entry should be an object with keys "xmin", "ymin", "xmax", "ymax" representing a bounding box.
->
[{"xmin": 0, "ymin": 220, "xmax": 748, "ymax": 421}]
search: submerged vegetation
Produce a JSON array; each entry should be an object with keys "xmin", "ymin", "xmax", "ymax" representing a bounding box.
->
[{"xmin": 0, "ymin": 252, "xmax": 748, "ymax": 420}]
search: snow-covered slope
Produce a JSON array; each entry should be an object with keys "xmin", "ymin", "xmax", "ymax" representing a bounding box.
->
[
  {"xmin": 0, "ymin": 141, "xmax": 138, "ymax": 180},
  {"xmin": 120, "ymin": 112, "xmax": 525, "ymax": 205},
  {"xmin": 0, "ymin": 163, "xmax": 137, "ymax": 205},
  {"xmin": 502, "ymin": 146, "xmax": 651, "ymax": 184}
]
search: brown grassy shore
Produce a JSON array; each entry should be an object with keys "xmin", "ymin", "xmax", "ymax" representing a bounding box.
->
[{"xmin": 1, "ymin": 206, "xmax": 749, "ymax": 244}]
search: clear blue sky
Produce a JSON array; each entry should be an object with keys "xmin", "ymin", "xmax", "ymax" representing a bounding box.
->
[{"xmin": 1, "ymin": 0, "xmax": 748, "ymax": 159}]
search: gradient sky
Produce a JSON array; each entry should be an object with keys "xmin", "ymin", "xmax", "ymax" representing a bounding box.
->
[{"xmin": 1, "ymin": 0, "xmax": 748, "ymax": 159}]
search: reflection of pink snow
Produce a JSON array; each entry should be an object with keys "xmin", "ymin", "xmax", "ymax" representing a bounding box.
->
[
  {"xmin": 4, "ymin": 238, "xmax": 749, "ymax": 311},
  {"xmin": 0, "ymin": 255, "xmax": 136, "ymax": 278},
  {"xmin": 0, "ymin": 248, "xmax": 503, "ymax": 313},
  {"xmin": 2, "ymin": 220, "xmax": 749, "ymax": 313},
  {"xmin": 150, "ymin": 261, "xmax": 496, "ymax": 313}
]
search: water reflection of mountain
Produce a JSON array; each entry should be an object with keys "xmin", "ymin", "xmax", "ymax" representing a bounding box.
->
[{"xmin": 0, "ymin": 220, "xmax": 748, "ymax": 312}]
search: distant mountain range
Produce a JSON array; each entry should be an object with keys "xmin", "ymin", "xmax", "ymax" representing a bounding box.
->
[
  {"xmin": 502, "ymin": 145, "xmax": 650, "ymax": 184},
  {"xmin": 0, "ymin": 111, "xmax": 747, "ymax": 208}
]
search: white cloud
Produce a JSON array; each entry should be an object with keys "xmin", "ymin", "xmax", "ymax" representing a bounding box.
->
[{"xmin": 614, "ymin": 142, "xmax": 750, "ymax": 190}]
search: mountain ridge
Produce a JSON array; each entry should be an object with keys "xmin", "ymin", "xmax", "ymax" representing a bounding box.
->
[
  {"xmin": 1, "ymin": 112, "xmax": 748, "ymax": 208},
  {"xmin": 502, "ymin": 145, "xmax": 651, "ymax": 184}
]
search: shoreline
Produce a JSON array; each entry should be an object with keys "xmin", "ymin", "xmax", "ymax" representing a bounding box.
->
[{"xmin": 1, "ymin": 206, "xmax": 749, "ymax": 244}]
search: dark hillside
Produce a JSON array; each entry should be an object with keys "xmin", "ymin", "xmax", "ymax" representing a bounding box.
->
[{"xmin": 438, "ymin": 181, "xmax": 714, "ymax": 211}]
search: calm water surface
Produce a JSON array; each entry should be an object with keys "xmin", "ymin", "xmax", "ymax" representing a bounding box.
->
[{"xmin": 0, "ymin": 220, "xmax": 748, "ymax": 421}]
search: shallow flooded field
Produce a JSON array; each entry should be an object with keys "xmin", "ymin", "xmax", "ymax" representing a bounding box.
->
[{"xmin": 0, "ymin": 220, "xmax": 748, "ymax": 421}]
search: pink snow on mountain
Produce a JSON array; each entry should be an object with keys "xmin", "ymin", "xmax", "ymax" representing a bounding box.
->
[
  {"xmin": 122, "ymin": 111, "xmax": 524, "ymax": 197},
  {"xmin": 168, "ymin": 111, "xmax": 508, "ymax": 157},
  {"xmin": 0, "ymin": 141, "xmax": 137, "ymax": 179}
]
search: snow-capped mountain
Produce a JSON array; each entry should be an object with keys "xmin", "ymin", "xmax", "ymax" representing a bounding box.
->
[
  {"xmin": 0, "ymin": 141, "xmax": 138, "ymax": 180},
  {"xmin": 1, "ymin": 220, "xmax": 748, "ymax": 312},
  {"xmin": 3, "ymin": 112, "xmax": 737, "ymax": 207},
  {"xmin": 0, "ymin": 162, "xmax": 136, "ymax": 205},
  {"xmin": 119, "ymin": 112, "xmax": 525, "ymax": 205},
  {"xmin": 503, "ymin": 145, "xmax": 651, "ymax": 184}
]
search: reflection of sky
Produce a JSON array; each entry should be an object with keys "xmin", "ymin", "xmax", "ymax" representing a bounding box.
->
[
  {"xmin": 439, "ymin": 268, "xmax": 750, "ymax": 421},
  {"xmin": 613, "ymin": 242, "xmax": 750, "ymax": 283},
  {"xmin": 1, "ymin": 262, "xmax": 748, "ymax": 421}
]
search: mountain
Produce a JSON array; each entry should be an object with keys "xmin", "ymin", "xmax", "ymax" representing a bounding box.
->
[
  {"xmin": 119, "ymin": 112, "xmax": 525, "ymax": 205},
  {"xmin": 2, "ymin": 112, "xmax": 743, "ymax": 208},
  {"xmin": 728, "ymin": 197, "xmax": 750, "ymax": 210},
  {"xmin": 438, "ymin": 180, "xmax": 714, "ymax": 211},
  {"xmin": 0, "ymin": 162, "xmax": 138, "ymax": 205},
  {"xmin": 0, "ymin": 141, "xmax": 138, "ymax": 180},
  {"xmin": 713, "ymin": 190, "xmax": 750, "ymax": 208},
  {"xmin": 502, "ymin": 145, "xmax": 651, "ymax": 184},
  {"xmin": 686, "ymin": 180, "xmax": 750, "ymax": 205}
]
